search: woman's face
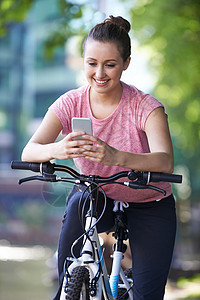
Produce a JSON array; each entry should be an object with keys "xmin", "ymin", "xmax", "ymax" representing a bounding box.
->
[{"xmin": 83, "ymin": 39, "xmax": 130, "ymax": 96}]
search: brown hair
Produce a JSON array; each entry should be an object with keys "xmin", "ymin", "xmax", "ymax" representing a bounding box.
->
[{"xmin": 83, "ymin": 15, "xmax": 131, "ymax": 61}]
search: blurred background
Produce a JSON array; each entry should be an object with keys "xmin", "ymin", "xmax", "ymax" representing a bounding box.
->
[{"xmin": 0, "ymin": 0, "xmax": 199, "ymax": 299}]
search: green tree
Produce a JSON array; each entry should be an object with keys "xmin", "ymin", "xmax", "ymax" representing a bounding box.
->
[
  {"xmin": 129, "ymin": 0, "xmax": 200, "ymax": 164},
  {"xmin": 42, "ymin": 0, "xmax": 97, "ymax": 59},
  {"xmin": 0, "ymin": 0, "xmax": 101, "ymax": 58},
  {"xmin": 127, "ymin": 0, "xmax": 200, "ymax": 201},
  {"xmin": 0, "ymin": 0, "xmax": 34, "ymax": 36}
]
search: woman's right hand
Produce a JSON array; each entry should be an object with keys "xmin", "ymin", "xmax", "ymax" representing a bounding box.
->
[
  {"xmin": 52, "ymin": 131, "xmax": 93, "ymax": 160},
  {"xmin": 22, "ymin": 110, "xmax": 92, "ymax": 163}
]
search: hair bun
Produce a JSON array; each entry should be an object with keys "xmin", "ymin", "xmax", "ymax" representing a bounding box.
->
[{"xmin": 104, "ymin": 15, "xmax": 131, "ymax": 33}]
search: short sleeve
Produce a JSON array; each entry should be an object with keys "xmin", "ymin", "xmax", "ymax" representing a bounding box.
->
[
  {"xmin": 49, "ymin": 95, "xmax": 71, "ymax": 135},
  {"xmin": 48, "ymin": 85, "xmax": 90, "ymax": 135},
  {"xmin": 136, "ymin": 94, "xmax": 164, "ymax": 131}
]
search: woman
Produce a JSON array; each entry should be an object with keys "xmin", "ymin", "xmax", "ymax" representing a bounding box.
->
[{"xmin": 22, "ymin": 16, "xmax": 176, "ymax": 300}]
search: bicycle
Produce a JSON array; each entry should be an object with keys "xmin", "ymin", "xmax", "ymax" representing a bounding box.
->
[{"xmin": 11, "ymin": 160, "xmax": 182, "ymax": 300}]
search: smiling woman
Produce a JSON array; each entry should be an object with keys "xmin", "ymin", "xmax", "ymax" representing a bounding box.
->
[
  {"xmin": 82, "ymin": 15, "xmax": 131, "ymax": 111},
  {"xmin": 83, "ymin": 40, "xmax": 130, "ymax": 111},
  {"xmin": 21, "ymin": 15, "xmax": 176, "ymax": 300}
]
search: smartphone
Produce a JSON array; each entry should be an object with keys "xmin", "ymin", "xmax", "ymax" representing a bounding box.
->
[{"xmin": 72, "ymin": 117, "xmax": 93, "ymax": 140}]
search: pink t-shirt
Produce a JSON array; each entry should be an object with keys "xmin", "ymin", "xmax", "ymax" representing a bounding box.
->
[{"xmin": 49, "ymin": 81, "xmax": 172, "ymax": 202}]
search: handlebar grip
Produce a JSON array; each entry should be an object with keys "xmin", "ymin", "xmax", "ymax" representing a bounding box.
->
[
  {"xmin": 11, "ymin": 161, "xmax": 41, "ymax": 172},
  {"xmin": 144, "ymin": 172, "xmax": 182, "ymax": 183}
]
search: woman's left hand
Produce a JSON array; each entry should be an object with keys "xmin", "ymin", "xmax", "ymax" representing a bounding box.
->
[{"xmin": 80, "ymin": 135, "xmax": 119, "ymax": 166}]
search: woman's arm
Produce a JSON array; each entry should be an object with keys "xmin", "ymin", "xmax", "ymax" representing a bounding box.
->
[
  {"xmin": 21, "ymin": 110, "xmax": 92, "ymax": 162},
  {"xmin": 117, "ymin": 107, "xmax": 174, "ymax": 173},
  {"xmin": 80, "ymin": 107, "xmax": 174, "ymax": 173}
]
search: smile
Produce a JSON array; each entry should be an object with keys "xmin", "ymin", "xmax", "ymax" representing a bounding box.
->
[{"xmin": 94, "ymin": 79, "xmax": 109, "ymax": 85}]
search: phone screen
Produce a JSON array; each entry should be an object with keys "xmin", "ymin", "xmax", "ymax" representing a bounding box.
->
[{"xmin": 72, "ymin": 117, "xmax": 93, "ymax": 140}]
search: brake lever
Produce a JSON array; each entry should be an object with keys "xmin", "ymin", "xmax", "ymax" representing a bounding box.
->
[
  {"xmin": 18, "ymin": 174, "xmax": 57, "ymax": 184},
  {"xmin": 124, "ymin": 181, "xmax": 166, "ymax": 196},
  {"xmin": 147, "ymin": 185, "xmax": 166, "ymax": 196}
]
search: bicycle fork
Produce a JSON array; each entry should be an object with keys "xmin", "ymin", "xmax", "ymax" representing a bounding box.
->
[
  {"xmin": 110, "ymin": 210, "xmax": 133, "ymax": 300},
  {"xmin": 109, "ymin": 250, "xmax": 123, "ymax": 298}
]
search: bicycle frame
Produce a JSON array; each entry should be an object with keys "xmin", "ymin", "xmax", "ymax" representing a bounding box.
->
[{"xmin": 60, "ymin": 183, "xmax": 133, "ymax": 300}]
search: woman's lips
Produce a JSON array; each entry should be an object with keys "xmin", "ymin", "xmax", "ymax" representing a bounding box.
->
[{"xmin": 94, "ymin": 78, "xmax": 110, "ymax": 86}]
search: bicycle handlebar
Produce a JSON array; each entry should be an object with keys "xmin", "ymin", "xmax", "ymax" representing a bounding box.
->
[
  {"xmin": 11, "ymin": 160, "xmax": 55, "ymax": 174},
  {"xmin": 11, "ymin": 160, "xmax": 182, "ymax": 184},
  {"xmin": 142, "ymin": 171, "xmax": 182, "ymax": 184}
]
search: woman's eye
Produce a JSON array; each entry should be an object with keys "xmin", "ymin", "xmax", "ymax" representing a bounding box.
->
[
  {"xmin": 88, "ymin": 62, "xmax": 96, "ymax": 66},
  {"xmin": 106, "ymin": 64, "xmax": 115, "ymax": 68}
]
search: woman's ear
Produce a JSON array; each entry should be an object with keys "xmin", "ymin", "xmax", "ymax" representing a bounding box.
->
[{"xmin": 123, "ymin": 57, "xmax": 131, "ymax": 70}]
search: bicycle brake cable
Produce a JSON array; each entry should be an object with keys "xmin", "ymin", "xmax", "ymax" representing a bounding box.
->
[{"xmin": 71, "ymin": 184, "xmax": 107, "ymax": 259}]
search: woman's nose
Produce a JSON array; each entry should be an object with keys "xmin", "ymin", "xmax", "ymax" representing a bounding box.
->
[{"xmin": 95, "ymin": 66, "xmax": 105, "ymax": 78}]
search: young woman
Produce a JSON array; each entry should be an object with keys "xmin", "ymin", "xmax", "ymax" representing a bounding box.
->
[{"xmin": 22, "ymin": 16, "xmax": 176, "ymax": 300}]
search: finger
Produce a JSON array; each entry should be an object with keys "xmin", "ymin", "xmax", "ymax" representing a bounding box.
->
[
  {"xmin": 70, "ymin": 154, "xmax": 85, "ymax": 158},
  {"xmin": 82, "ymin": 149, "xmax": 104, "ymax": 160},
  {"xmin": 69, "ymin": 140, "xmax": 93, "ymax": 149},
  {"xmin": 80, "ymin": 144, "xmax": 101, "ymax": 152},
  {"xmin": 82, "ymin": 135, "xmax": 102, "ymax": 145},
  {"xmin": 67, "ymin": 131, "xmax": 86, "ymax": 141},
  {"xmin": 84, "ymin": 155, "xmax": 102, "ymax": 163},
  {"xmin": 65, "ymin": 146, "xmax": 86, "ymax": 156}
]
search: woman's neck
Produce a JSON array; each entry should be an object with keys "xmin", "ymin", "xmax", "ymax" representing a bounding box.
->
[{"xmin": 89, "ymin": 84, "xmax": 123, "ymax": 119}]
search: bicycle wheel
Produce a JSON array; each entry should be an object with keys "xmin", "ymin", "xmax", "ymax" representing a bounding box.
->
[
  {"xmin": 65, "ymin": 266, "xmax": 90, "ymax": 300},
  {"xmin": 117, "ymin": 268, "xmax": 133, "ymax": 300}
]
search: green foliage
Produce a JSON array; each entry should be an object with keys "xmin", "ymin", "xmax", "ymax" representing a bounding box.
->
[
  {"xmin": 129, "ymin": 0, "xmax": 200, "ymax": 162},
  {"xmin": 177, "ymin": 274, "xmax": 200, "ymax": 299},
  {"xmin": 178, "ymin": 273, "xmax": 200, "ymax": 287},
  {"xmin": 0, "ymin": 0, "xmax": 104, "ymax": 59},
  {"xmin": 44, "ymin": 0, "xmax": 85, "ymax": 59},
  {"xmin": 0, "ymin": 0, "xmax": 34, "ymax": 36},
  {"xmin": 43, "ymin": 0, "xmax": 103, "ymax": 60}
]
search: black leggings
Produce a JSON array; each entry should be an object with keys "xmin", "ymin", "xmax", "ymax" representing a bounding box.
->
[{"xmin": 53, "ymin": 188, "xmax": 176, "ymax": 300}]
